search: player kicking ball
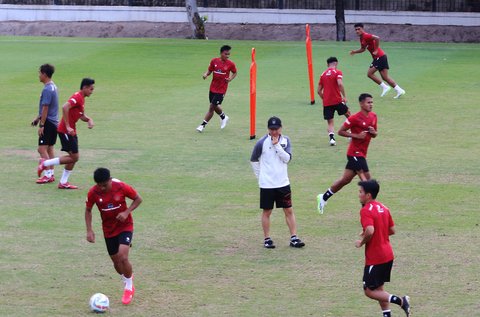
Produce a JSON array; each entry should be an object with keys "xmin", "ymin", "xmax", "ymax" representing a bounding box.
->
[{"xmin": 85, "ymin": 168, "xmax": 143, "ymax": 305}]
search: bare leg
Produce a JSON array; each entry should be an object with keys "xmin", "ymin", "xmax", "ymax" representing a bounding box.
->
[
  {"xmin": 262, "ymin": 209, "xmax": 273, "ymax": 239},
  {"xmin": 379, "ymin": 69, "xmax": 397, "ymax": 87},
  {"xmin": 110, "ymin": 244, "xmax": 133, "ymax": 278},
  {"xmin": 327, "ymin": 118, "xmax": 335, "ymax": 134},
  {"xmin": 365, "ymin": 286, "xmax": 391, "ymax": 312},
  {"xmin": 330, "ymin": 169, "xmax": 357, "ymax": 193},
  {"xmin": 367, "ymin": 67, "xmax": 382, "ymax": 85},
  {"xmin": 283, "ymin": 207, "xmax": 297, "ymax": 236}
]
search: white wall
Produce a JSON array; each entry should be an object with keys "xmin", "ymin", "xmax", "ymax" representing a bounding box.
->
[{"xmin": 0, "ymin": 5, "xmax": 479, "ymax": 26}]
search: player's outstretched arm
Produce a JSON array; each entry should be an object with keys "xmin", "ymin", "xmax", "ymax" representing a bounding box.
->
[{"xmin": 350, "ymin": 47, "xmax": 366, "ymax": 55}]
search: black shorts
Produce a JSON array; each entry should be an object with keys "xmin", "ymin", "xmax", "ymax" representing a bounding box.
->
[
  {"xmin": 363, "ymin": 260, "xmax": 393, "ymax": 290},
  {"xmin": 370, "ymin": 55, "xmax": 389, "ymax": 71},
  {"xmin": 209, "ymin": 91, "xmax": 224, "ymax": 106},
  {"xmin": 104, "ymin": 231, "xmax": 133, "ymax": 256},
  {"xmin": 38, "ymin": 119, "xmax": 57, "ymax": 146},
  {"xmin": 345, "ymin": 156, "xmax": 369, "ymax": 172},
  {"xmin": 58, "ymin": 133, "xmax": 79, "ymax": 154},
  {"xmin": 260, "ymin": 185, "xmax": 292, "ymax": 210},
  {"xmin": 323, "ymin": 102, "xmax": 349, "ymax": 120}
]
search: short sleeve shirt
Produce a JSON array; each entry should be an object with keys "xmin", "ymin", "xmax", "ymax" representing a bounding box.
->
[
  {"xmin": 39, "ymin": 82, "xmax": 59, "ymax": 125},
  {"xmin": 86, "ymin": 179, "xmax": 138, "ymax": 238},
  {"xmin": 57, "ymin": 92, "xmax": 85, "ymax": 135},
  {"xmin": 319, "ymin": 67, "xmax": 344, "ymax": 107},
  {"xmin": 360, "ymin": 201, "xmax": 395, "ymax": 265},
  {"xmin": 208, "ymin": 58, "xmax": 237, "ymax": 94},
  {"xmin": 343, "ymin": 111, "xmax": 377, "ymax": 158},
  {"xmin": 360, "ymin": 32, "xmax": 385, "ymax": 59}
]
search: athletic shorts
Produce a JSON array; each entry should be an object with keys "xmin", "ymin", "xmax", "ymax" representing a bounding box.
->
[
  {"xmin": 363, "ymin": 260, "xmax": 393, "ymax": 290},
  {"xmin": 58, "ymin": 133, "xmax": 79, "ymax": 154},
  {"xmin": 345, "ymin": 155, "xmax": 369, "ymax": 172},
  {"xmin": 323, "ymin": 102, "xmax": 349, "ymax": 120},
  {"xmin": 104, "ymin": 231, "xmax": 133, "ymax": 256},
  {"xmin": 209, "ymin": 92, "xmax": 225, "ymax": 106},
  {"xmin": 38, "ymin": 119, "xmax": 57, "ymax": 146},
  {"xmin": 260, "ymin": 185, "xmax": 292, "ymax": 210},
  {"xmin": 370, "ymin": 55, "xmax": 389, "ymax": 71}
]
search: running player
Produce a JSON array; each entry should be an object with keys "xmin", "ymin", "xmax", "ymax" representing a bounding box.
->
[
  {"xmin": 350, "ymin": 23, "xmax": 406, "ymax": 99},
  {"xmin": 196, "ymin": 45, "xmax": 237, "ymax": 132}
]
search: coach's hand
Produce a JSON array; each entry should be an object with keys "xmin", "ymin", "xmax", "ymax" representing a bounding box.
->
[{"xmin": 86, "ymin": 230, "xmax": 95, "ymax": 243}]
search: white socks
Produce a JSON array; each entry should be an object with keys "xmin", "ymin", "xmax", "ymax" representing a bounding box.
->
[
  {"xmin": 380, "ymin": 82, "xmax": 389, "ymax": 89},
  {"xmin": 60, "ymin": 169, "xmax": 71, "ymax": 184},
  {"xmin": 121, "ymin": 274, "xmax": 133, "ymax": 291},
  {"xmin": 44, "ymin": 157, "xmax": 60, "ymax": 167},
  {"xmin": 45, "ymin": 169, "xmax": 54, "ymax": 178},
  {"xmin": 124, "ymin": 276, "xmax": 133, "ymax": 291}
]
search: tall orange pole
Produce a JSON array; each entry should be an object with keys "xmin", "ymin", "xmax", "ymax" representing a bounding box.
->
[
  {"xmin": 305, "ymin": 24, "xmax": 315, "ymax": 105},
  {"xmin": 250, "ymin": 47, "xmax": 257, "ymax": 140}
]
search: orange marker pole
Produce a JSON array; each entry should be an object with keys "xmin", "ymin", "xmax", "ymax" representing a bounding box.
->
[
  {"xmin": 250, "ymin": 47, "xmax": 257, "ymax": 140},
  {"xmin": 305, "ymin": 24, "xmax": 315, "ymax": 105}
]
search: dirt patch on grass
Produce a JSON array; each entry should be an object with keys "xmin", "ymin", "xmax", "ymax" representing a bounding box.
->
[{"xmin": 0, "ymin": 21, "xmax": 479, "ymax": 42}]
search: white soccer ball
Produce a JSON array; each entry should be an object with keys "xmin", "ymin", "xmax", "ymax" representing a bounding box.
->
[{"xmin": 89, "ymin": 293, "xmax": 109, "ymax": 313}]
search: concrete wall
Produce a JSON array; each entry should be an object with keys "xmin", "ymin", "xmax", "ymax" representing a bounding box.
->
[{"xmin": 1, "ymin": 5, "xmax": 479, "ymax": 26}]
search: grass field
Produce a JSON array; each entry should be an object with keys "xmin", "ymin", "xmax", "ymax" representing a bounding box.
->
[{"xmin": 0, "ymin": 36, "xmax": 479, "ymax": 316}]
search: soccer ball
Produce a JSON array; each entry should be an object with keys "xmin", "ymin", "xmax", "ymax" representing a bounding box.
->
[{"xmin": 89, "ymin": 293, "xmax": 109, "ymax": 313}]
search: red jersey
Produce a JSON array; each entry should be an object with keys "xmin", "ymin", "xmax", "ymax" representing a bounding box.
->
[
  {"xmin": 360, "ymin": 200, "xmax": 395, "ymax": 265},
  {"xmin": 360, "ymin": 32, "xmax": 385, "ymax": 59},
  {"xmin": 57, "ymin": 92, "xmax": 85, "ymax": 136},
  {"xmin": 86, "ymin": 179, "xmax": 138, "ymax": 238},
  {"xmin": 319, "ymin": 67, "xmax": 344, "ymax": 107},
  {"xmin": 208, "ymin": 57, "xmax": 237, "ymax": 94},
  {"xmin": 343, "ymin": 111, "xmax": 377, "ymax": 158}
]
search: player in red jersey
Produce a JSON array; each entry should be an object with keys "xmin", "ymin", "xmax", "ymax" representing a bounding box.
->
[
  {"xmin": 85, "ymin": 168, "xmax": 143, "ymax": 306},
  {"xmin": 37, "ymin": 78, "xmax": 95, "ymax": 189},
  {"xmin": 355, "ymin": 179, "xmax": 411, "ymax": 317},
  {"xmin": 350, "ymin": 23, "xmax": 405, "ymax": 99},
  {"xmin": 317, "ymin": 93, "xmax": 377, "ymax": 213},
  {"xmin": 196, "ymin": 45, "xmax": 237, "ymax": 132},
  {"xmin": 317, "ymin": 57, "xmax": 350, "ymax": 146}
]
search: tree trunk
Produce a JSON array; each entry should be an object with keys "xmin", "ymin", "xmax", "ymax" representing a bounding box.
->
[
  {"xmin": 185, "ymin": 0, "xmax": 207, "ymax": 39},
  {"xmin": 335, "ymin": 0, "xmax": 346, "ymax": 41}
]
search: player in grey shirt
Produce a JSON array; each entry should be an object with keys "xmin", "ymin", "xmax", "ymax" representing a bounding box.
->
[{"xmin": 31, "ymin": 63, "xmax": 59, "ymax": 184}]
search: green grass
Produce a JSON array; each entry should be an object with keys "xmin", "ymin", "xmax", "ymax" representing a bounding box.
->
[{"xmin": 0, "ymin": 36, "xmax": 479, "ymax": 316}]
